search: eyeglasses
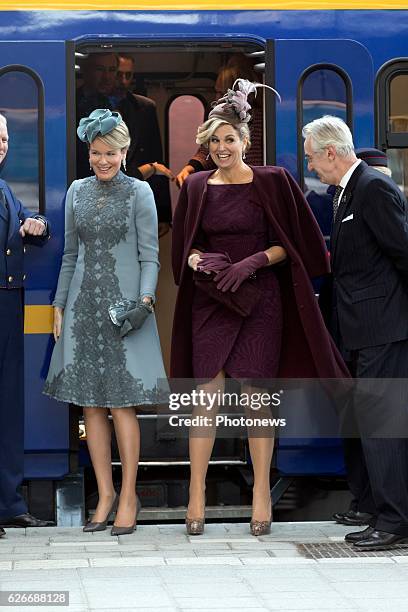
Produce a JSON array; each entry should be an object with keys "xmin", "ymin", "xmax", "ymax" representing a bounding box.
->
[
  {"xmin": 304, "ymin": 148, "xmax": 325, "ymax": 163},
  {"xmin": 118, "ymin": 71, "xmax": 133, "ymax": 80}
]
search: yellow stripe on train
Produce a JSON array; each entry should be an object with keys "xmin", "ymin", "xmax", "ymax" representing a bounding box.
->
[
  {"xmin": 0, "ymin": 1, "xmax": 407, "ymax": 9},
  {"xmin": 24, "ymin": 305, "xmax": 53, "ymax": 335}
]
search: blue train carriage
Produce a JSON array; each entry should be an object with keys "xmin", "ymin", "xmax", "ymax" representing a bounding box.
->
[{"xmin": 0, "ymin": 3, "xmax": 407, "ymax": 523}]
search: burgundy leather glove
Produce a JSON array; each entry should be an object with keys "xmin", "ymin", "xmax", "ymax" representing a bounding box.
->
[
  {"xmin": 215, "ymin": 251, "xmax": 269, "ymax": 292},
  {"xmin": 197, "ymin": 252, "xmax": 231, "ymax": 274}
]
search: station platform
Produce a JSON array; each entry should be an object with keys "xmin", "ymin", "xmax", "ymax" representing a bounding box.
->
[{"xmin": 0, "ymin": 521, "xmax": 408, "ymax": 611}]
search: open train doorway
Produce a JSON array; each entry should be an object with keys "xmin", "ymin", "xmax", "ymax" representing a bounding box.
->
[{"xmin": 71, "ymin": 40, "xmax": 276, "ymax": 520}]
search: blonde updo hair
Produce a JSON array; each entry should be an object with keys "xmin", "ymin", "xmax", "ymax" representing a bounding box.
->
[
  {"xmin": 196, "ymin": 117, "xmax": 251, "ymax": 151},
  {"xmin": 93, "ymin": 120, "xmax": 131, "ymax": 151}
]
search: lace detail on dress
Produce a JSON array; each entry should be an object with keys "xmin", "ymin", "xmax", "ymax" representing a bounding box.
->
[{"xmin": 44, "ymin": 172, "xmax": 161, "ymax": 407}]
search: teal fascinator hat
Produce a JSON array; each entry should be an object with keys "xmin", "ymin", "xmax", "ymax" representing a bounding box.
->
[{"xmin": 77, "ymin": 109, "xmax": 123, "ymax": 144}]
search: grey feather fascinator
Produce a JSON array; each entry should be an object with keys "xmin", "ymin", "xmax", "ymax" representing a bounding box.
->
[{"xmin": 208, "ymin": 78, "xmax": 281, "ymax": 125}]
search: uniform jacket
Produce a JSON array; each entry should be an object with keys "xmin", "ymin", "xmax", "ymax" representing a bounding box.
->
[
  {"xmin": 171, "ymin": 166, "xmax": 349, "ymax": 379},
  {"xmin": 0, "ymin": 179, "xmax": 49, "ymax": 289},
  {"xmin": 331, "ymin": 161, "xmax": 408, "ymax": 350}
]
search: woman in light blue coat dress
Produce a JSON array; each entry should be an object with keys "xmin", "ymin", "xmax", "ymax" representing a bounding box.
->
[{"xmin": 44, "ymin": 110, "xmax": 166, "ymax": 535}]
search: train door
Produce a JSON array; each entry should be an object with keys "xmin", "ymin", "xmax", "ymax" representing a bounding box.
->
[
  {"xmin": 0, "ymin": 42, "xmax": 74, "ymax": 520},
  {"xmin": 271, "ymin": 39, "xmax": 373, "ymax": 482},
  {"xmin": 72, "ymin": 42, "xmax": 268, "ymax": 519}
]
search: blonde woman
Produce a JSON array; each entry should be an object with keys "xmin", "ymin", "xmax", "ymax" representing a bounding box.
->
[{"xmin": 45, "ymin": 109, "xmax": 166, "ymax": 535}]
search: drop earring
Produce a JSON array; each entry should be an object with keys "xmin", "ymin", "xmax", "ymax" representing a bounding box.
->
[
  {"xmin": 242, "ymin": 151, "xmax": 246, "ymax": 160},
  {"xmin": 206, "ymin": 153, "xmax": 210, "ymax": 161},
  {"xmin": 89, "ymin": 163, "xmax": 93, "ymax": 172},
  {"xmin": 122, "ymin": 158, "xmax": 127, "ymax": 171}
]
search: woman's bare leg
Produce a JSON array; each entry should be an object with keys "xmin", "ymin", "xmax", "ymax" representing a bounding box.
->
[
  {"xmin": 243, "ymin": 384, "xmax": 274, "ymax": 522},
  {"xmin": 187, "ymin": 370, "xmax": 225, "ymax": 519},
  {"xmin": 110, "ymin": 407, "xmax": 140, "ymax": 527},
  {"xmin": 83, "ymin": 407, "xmax": 116, "ymax": 522}
]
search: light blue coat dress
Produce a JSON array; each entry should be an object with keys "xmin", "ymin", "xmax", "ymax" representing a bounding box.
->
[{"xmin": 44, "ymin": 171, "xmax": 166, "ymax": 407}]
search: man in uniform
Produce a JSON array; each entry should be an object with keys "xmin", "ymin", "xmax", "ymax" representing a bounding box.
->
[{"xmin": 76, "ymin": 52, "xmax": 172, "ymax": 227}]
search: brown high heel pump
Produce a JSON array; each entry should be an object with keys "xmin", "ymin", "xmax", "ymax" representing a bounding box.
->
[
  {"xmin": 83, "ymin": 493, "xmax": 119, "ymax": 533},
  {"xmin": 250, "ymin": 500, "xmax": 273, "ymax": 537},
  {"xmin": 110, "ymin": 495, "xmax": 141, "ymax": 536},
  {"xmin": 185, "ymin": 516, "xmax": 205, "ymax": 536}
]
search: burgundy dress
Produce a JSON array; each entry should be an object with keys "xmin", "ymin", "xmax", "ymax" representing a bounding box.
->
[{"xmin": 192, "ymin": 182, "xmax": 282, "ymax": 380}]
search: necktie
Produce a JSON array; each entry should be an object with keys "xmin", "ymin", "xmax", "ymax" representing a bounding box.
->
[{"xmin": 332, "ymin": 185, "xmax": 343, "ymax": 221}]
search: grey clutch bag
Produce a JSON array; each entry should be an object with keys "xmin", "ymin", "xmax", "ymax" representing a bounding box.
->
[{"xmin": 109, "ymin": 298, "xmax": 153, "ymax": 338}]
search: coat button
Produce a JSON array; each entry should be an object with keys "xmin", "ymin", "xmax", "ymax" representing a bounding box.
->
[
  {"xmin": 8, "ymin": 275, "xmax": 13, "ymax": 282},
  {"xmin": 23, "ymin": 246, "xmax": 26, "ymax": 253},
  {"xmin": 6, "ymin": 249, "xmax": 11, "ymax": 255},
  {"xmin": 299, "ymin": 304, "xmax": 304, "ymax": 309},
  {"xmin": 293, "ymin": 282, "xmax": 298, "ymax": 287}
]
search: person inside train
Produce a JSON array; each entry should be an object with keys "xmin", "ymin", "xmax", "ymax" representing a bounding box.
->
[
  {"xmin": 0, "ymin": 112, "xmax": 52, "ymax": 536},
  {"xmin": 303, "ymin": 116, "xmax": 408, "ymax": 551},
  {"xmin": 76, "ymin": 52, "xmax": 173, "ymax": 226},
  {"xmin": 175, "ymin": 53, "xmax": 263, "ymax": 188},
  {"xmin": 171, "ymin": 82, "xmax": 349, "ymax": 537},
  {"xmin": 44, "ymin": 109, "xmax": 167, "ymax": 536}
]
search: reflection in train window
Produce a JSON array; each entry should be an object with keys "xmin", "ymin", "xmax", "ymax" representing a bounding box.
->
[
  {"xmin": 301, "ymin": 68, "xmax": 348, "ymax": 195},
  {"xmin": 387, "ymin": 149, "xmax": 408, "ymax": 196},
  {"xmin": 168, "ymin": 95, "xmax": 205, "ymax": 214},
  {"xmin": 387, "ymin": 73, "xmax": 408, "ymax": 195},
  {"xmin": 0, "ymin": 68, "xmax": 43, "ymax": 214},
  {"xmin": 377, "ymin": 62, "xmax": 408, "ymax": 197},
  {"xmin": 389, "ymin": 73, "xmax": 408, "ymax": 134}
]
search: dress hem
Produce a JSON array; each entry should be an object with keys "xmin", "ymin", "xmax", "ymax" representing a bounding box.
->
[{"xmin": 42, "ymin": 390, "xmax": 160, "ymax": 408}]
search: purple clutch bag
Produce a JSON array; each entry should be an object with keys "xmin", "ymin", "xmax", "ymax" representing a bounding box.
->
[{"xmin": 193, "ymin": 271, "xmax": 262, "ymax": 317}]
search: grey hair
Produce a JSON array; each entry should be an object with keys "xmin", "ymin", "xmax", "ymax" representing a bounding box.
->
[
  {"xmin": 302, "ymin": 115, "xmax": 355, "ymax": 158},
  {"xmin": 196, "ymin": 117, "xmax": 251, "ymax": 150},
  {"xmin": 92, "ymin": 120, "xmax": 131, "ymax": 150},
  {"xmin": 0, "ymin": 113, "xmax": 7, "ymax": 125}
]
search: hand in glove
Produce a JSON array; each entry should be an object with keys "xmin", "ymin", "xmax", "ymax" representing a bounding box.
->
[
  {"xmin": 116, "ymin": 300, "xmax": 152, "ymax": 338},
  {"xmin": 197, "ymin": 252, "xmax": 231, "ymax": 274},
  {"xmin": 215, "ymin": 251, "xmax": 269, "ymax": 292}
]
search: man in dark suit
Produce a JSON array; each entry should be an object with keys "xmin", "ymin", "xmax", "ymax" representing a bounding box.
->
[
  {"xmin": 0, "ymin": 113, "xmax": 52, "ymax": 536},
  {"xmin": 303, "ymin": 115, "xmax": 408, "ymax": 550},
  {"xmin": 76, "ymin": 52, "xmax": 173, "ymax": 227}
]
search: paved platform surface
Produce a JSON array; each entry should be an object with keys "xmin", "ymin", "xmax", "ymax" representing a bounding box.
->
[{"xmin": 0, "ymin": 521, "xmax": 408, "ymax": 611}]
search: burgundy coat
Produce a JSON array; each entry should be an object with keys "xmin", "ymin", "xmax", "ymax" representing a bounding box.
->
[{"xmin": 171, "ymin": 166, "xmax": 349, "ymax": 380}]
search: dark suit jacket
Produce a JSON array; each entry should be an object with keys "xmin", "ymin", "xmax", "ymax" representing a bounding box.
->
[
  {"xmin": 171, "ymin": 166, "xmax": 349, "ymax": 380},
  {"xmin": 0, "ymin": 179, "xmax": 49, "ymax": 289},
  {"xmin": 331, "ymin": 161, "xmax": 408, "ymax": 350},
  {"xmin": 119, "ymin": 92, "xmax": 171, "ymax": 222}
]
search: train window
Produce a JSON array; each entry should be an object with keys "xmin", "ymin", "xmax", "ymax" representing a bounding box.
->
[
  {"xmin": 389, "ymin": 73, "xmax": 408, "ymax": 133},
  {"xmin": 167, "ymin": 95, "xmax": 205, "ymax": 213},
  {"xmin": 298, "ymin": 66, "xmax": 351, "ymax": 194},
  {"xmin": 376, "ymin": 61, "xmax": 408, "ymax": 197},
  {"xmin": 0, "ymin": 67, "xmax": 44, "ymax": 214}
]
